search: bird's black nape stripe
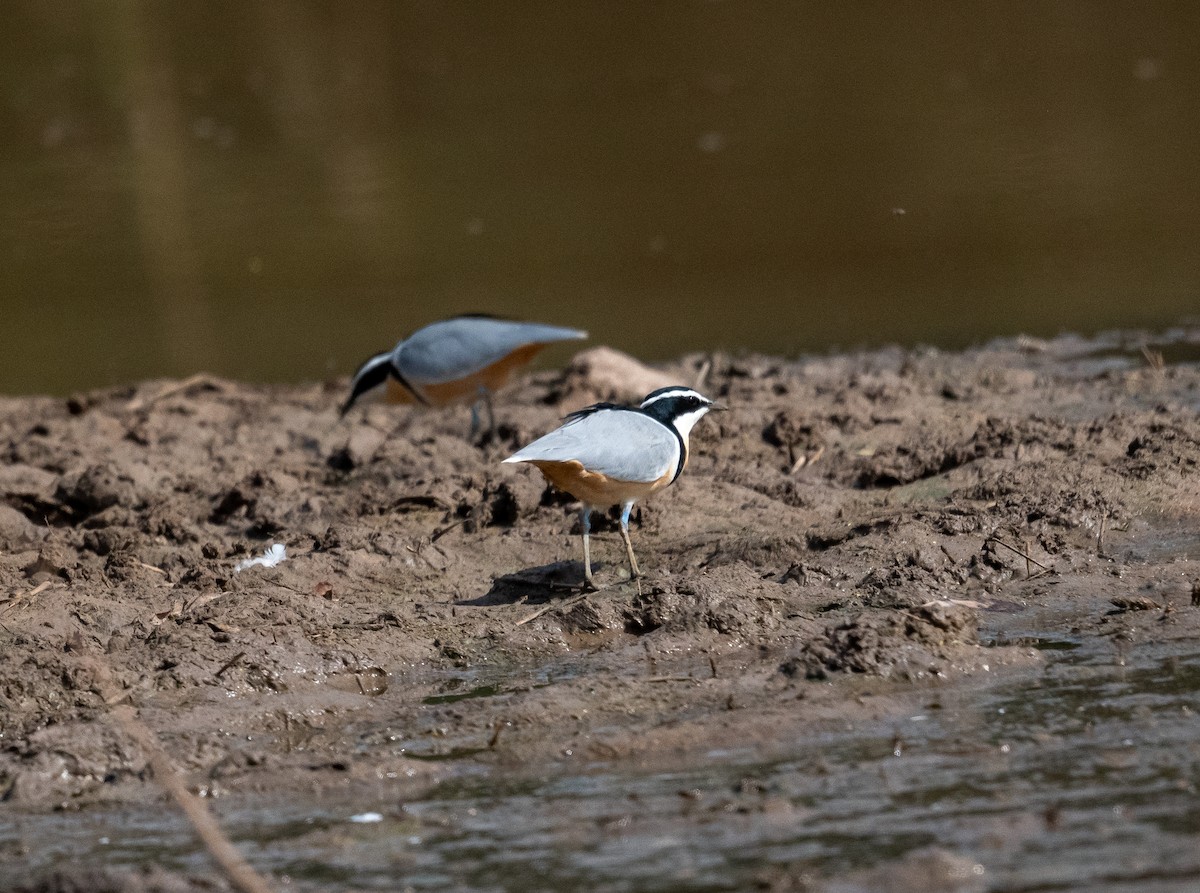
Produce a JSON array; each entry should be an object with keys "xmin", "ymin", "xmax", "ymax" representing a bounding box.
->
[{"xmin": 667, "ymin": 426, "xmax": 687, "ymax": 483}]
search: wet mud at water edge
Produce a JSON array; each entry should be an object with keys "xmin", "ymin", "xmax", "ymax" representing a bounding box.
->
[{"xmin": 2, "ymin": 331, "xmax": 1200, "ymax": 892}]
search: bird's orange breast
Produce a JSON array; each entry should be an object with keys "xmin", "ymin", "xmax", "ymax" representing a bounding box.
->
[
  {"xmin": 384, "ymin": 377, "xmax": 420, "ymax": 404},
  {"xmin": 528, "ymin": 460, "xmax": 673, "ymax": 508}
]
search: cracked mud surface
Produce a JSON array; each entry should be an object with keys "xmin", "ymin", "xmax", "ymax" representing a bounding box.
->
[{"xmin": 3, "ymin": 332, "xmax": 1200, "ymax": 891}]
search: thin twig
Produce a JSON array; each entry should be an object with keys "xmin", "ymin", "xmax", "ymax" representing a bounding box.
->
[
  {"xmin": 515, "ymin": 591, "xmax": 591, "ymax": 626},
  {"xmin": 214, "ymin": 651, "xmax": 246, "ymax": 680},
  {"xmin": 26, "ymin": 579, "xmax": 53, "ymax": 599},
  {"xmin": 986, "ymin": 536, "xmax": 1051, "ymax": 572},
  {"xmin": 1, "ymin": 579, "xmax": 53, "ymax": 614},
  {"xmin": 431, "ymin": 518, "xmax": 466, "ymax": 543},
  {"xmin": 126, "ymin": 373, "xmax": 220, "ymax": 412}
]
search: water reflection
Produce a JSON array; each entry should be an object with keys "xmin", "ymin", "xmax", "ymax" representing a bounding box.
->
[{"xmin": 2, "ymin": 3, "xmax": 1198, "ymax": 394}]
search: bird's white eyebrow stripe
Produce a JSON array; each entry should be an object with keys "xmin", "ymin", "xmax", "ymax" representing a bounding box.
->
[
  {"xmin": 353, "ymin": 351, "xmax": 392, "ymax": 379},
  {"xmin": 640, "ymin": 388, "xmax": 701, "ymax": 407}
]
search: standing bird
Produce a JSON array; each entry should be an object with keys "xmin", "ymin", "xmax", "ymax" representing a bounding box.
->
[
  {"xmin": 502, "ymin": 386, "xmax": 721, "ymax": 589},
  {"xmin": 341, "ymin": 316, "xmax": 587, "ymax": 435}
]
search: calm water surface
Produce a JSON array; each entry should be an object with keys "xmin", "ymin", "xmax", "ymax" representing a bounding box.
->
[{"xmin": 2, "ymin": 3, "xmax": 1198, "ymax": 394}]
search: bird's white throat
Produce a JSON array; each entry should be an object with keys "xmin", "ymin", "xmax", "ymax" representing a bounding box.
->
[{"xmin": 671, "ymin": 405, "xmax": 712, "ymax": 441}]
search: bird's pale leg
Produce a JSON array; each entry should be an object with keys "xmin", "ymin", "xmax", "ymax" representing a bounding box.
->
[
  {"xmin": 579, "ymin": 506, "xmax": 599, "ymax": 590},
  {"xmin": 469, "ymin": 403, "xmax": 481, "ymax": 440},
  {"xmin": 619, "ymin": 501, "xmax": 642, "ymax": 579},
  {"xmin": 469, "ymin": 387, "xmax": 497, "ymax": 443},
  {"xmin": 483, "ymin": 388, "xmax": 496, "ymax": 439}
]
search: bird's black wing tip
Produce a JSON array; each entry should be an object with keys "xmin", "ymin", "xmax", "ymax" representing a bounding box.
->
[{"xmin": 562, "ymin": 401, "xmax": 623, "ymax": 423}]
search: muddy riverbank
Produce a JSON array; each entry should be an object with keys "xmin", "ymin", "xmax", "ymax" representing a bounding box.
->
[{"xmin": 3, "ymin": 331, "xmax": 1200, "ymax": 891}]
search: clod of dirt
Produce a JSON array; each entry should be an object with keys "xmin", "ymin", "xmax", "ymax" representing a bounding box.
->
[
  {"xmin": 0, "ymin": 503, "xmax": 40, "ymax": 547},
  {"xmin": 622, "ymin": 587, "xmax": 685, "ymax": 634},
  {"xmin": 346, "ymin": 425, "xmax": 388, "ymax": 466},
  {"xmin": 22, "ymin": 547, "xmax": 71, "ymax": 583},
  {"xmin": 1109, "ymin": 594, "xmax": 1160, "ymax": 612},
  {"xmin": 782, "ymin": 601, "xmax": 978, "ymax": 679},
  {"xmin": 763, "ymin": 409, "xmax": 824, "ymax": 453},
  {"xmin": 484, "ymin": 481, "xmax": 520, "ymax": 527},
  {"xmin": 326, "ymin": 445, "xmax": 355, "ymax": 471},
  {"xmin": 460, "ymin": 480, "xmax": 522, "ymax": 531},
  {"xmin": 556, "ymin": 346, "xmax": 676, "ymax": 405},
  {"xmin": 694, "ymin": 531, "xmax": 808, "ymax": 570},
  {"xmin": 53, "ymin": 465, "xmax": 134, "ymax": 519}
]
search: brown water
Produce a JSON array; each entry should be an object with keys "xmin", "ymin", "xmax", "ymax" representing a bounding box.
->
[{"xmin": 3, "ymin": 3, "xmax": 1199, "ymax": 394}]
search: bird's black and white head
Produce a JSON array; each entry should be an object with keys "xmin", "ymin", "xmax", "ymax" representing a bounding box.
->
[
  {"xmin": 638, "ymin": 386, "xmax": 720, "ymax": 440},
  {"xmin": 340, "ymin": 350, "xmax": 395, "ymax": 417}
]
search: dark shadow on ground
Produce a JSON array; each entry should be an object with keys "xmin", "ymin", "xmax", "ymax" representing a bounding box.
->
[{"xmin": 459, "ymin": 560, "xmax": 598, "ymax": 606}]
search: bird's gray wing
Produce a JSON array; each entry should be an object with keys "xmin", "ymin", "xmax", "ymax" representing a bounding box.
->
[
  {"xmin": 504, "ymin": 410, "xmax": 677, "ymax": 483},
  {"xmin": 395, "ymin": 318, "xmax": 586, "ymax": 385}
]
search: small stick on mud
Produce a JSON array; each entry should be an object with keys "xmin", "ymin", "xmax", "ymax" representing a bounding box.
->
[
  {"xmin": 694, "ymin": 357, "xmax": 712, "ymax": 389},
  {"xmin": 266, "ymin": 578, "xmax": 324, "ymax": 599},
  {"xmin": 432, "ymin": 518, "xmax": 466, "ymax": 543},
  {"xmin": 709, "ymin": 654, "xmax": 719, "ymax": 679},
  {"xmin": 1, "ymin": 579, "xmax": 53, "ymax": 614},
  {"xmin": 214, "ymin": 651, "xmax": 246, "ymax": 680},
  {"xmin": 1097, "ymin": 510, "xmax": 1107, "ymax": 553},
  {"xmin": 986, "ymin": 536, "xmax": 1051, "ymax": 573},
  {"xmin": 514, "ymin": 591, "xmax": 591, "ymax": 626},
  {"xmin": 126, "ymin": 373, "xmax": 221, "ymax": 413},
  {"xmin": 788, "ymin": 449, "xmax": 806, "ymax": 474}
]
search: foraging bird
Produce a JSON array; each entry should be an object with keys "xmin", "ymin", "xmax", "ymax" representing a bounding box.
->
[
  {"xmin": 503, "ymin": 386, "xmax": 721, "ymax": 589},
  {"xmin": 341, "ymin": 316, "xmax": 587, "ymax": 434}
]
